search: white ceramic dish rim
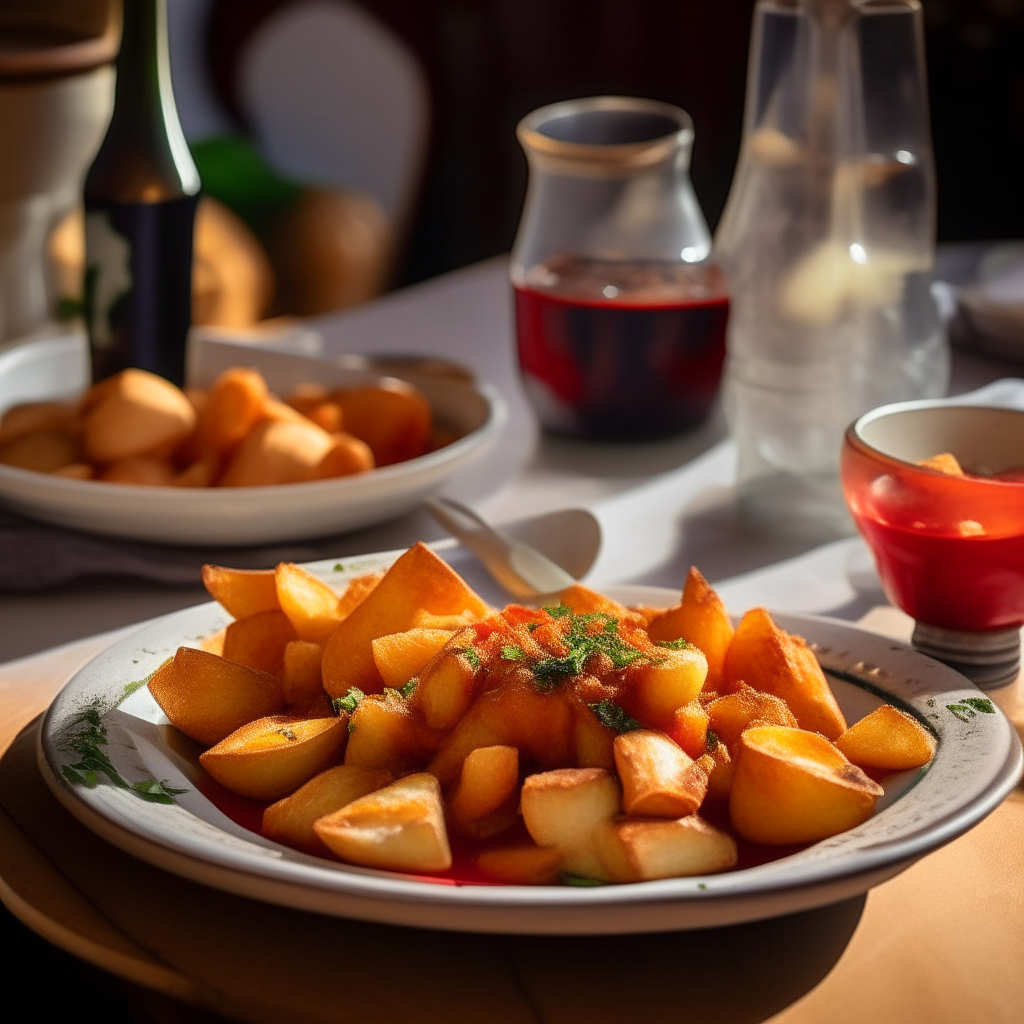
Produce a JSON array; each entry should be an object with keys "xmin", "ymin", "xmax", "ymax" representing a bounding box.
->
[{"xmin": 38, "ymin": 576, "xmax": 1023, "ymax": 927}]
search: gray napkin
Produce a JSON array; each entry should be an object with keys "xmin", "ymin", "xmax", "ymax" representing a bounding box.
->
[{"xmin": 0, "ymin": 509, "xmax": 370, "ymax": 590}]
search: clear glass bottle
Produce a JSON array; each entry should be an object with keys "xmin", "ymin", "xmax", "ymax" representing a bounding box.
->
[
  {"xmin": 84, "ymin": 0, "xmax": 200, "ymax": 385},
  {"xmin": 511, "ymin": 96, "xmax": 729, "ymax": 441},
  {"xmin": 715, "ymin": 0, "xmax": 948, "ymax": 541}
]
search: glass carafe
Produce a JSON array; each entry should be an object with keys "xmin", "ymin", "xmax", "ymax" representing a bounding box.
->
[
  {"xmin": 716, "ymin": 0, "xmax": 948, "ymax": 540},
  {"xmin": 511, "ymin": 96, "xmax": 728, "ymax": 441}
]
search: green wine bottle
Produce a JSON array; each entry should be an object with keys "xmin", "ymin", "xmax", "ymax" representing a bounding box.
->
[{"xmin": 84, "ymin": 0, "xmax": 200, "ymax": 385}]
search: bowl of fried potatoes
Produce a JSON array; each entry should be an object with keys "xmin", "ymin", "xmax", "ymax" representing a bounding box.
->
[
  {"xmin": 40, "ymin": 543, "xmax": 1022, "ymax": 934},
  {"xmin": 0, "ymin": 335, "xmax": 504, "ymax": 544}
]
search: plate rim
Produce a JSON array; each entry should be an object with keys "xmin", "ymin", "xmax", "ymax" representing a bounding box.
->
[{"xmin": 38, "ymin": 583, "xmax": 1024, "ymax": 932}]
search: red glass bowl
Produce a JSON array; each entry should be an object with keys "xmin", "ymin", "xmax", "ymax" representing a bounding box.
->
[{"xmin": 842, "ymin": 401, "xmax": 1024, "ymax": 635}]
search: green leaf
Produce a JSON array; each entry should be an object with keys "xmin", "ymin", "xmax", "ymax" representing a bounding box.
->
[
  {"xmin": 542, "ymin": 604, "xmax": 573, "ymax": 619},
  {"xmin": 560, "ymin": 872, "xmax": 604, "ymax": 887},
  {"xmin": 399, "ymin": 678, "xmax": 419, "ymax": 699},
  {"xmin": 501, "ymin": 645, "xmax": 525, "ymax": 661},
  {"xmin": 656, "ymin": 638, "xmax": 690, "ymax": 650},
  {"xmin": 588, "ymin": 699, "xmax": 642, "ymax": 734},
  {"xmin": 333, "ymin": 562, "xmax": 345, "ymax": 572},
  {"xmin": 132, "ymin": 779, "xmax": 188, "ymax": 804},
  {"xmin": 946, "ymin": 703, "xmax": 974, "ymax": 723},
  {"xmin": 960, "ymin": 697, "xmax": 995, "ymax": 714},
  {"xmin": 333, "ymin": 687, "xmax": 365, "ymax": 715},
  {"xmin": 462, "ymin": 648, "xmax": 482, "ymax": 670},
  {"xmin": 705, "ymin": 728, "xmax": 720, "ymax": 753}
]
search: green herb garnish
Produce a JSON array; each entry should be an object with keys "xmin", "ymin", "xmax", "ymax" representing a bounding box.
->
[
  {"xmin": 655, "ymin": 638, "xmax": 690, "ymax": 650},
  {"xmin": 347, "ymin": 720, "xmax": 357, "ymax": 734},
  {"xmin": 462, "ymin": 648, "xmax": 482, "ymax": 670},
  {"xmin": 946, "ymin": 697, "xmax": 996, "ymax": 723},
  {"xmin": 531, "ymin": 610, "xmax": 644, "ymax": 690},
  {"xmin": 332, "ymin": 687, "xmax": 365, "ymax": 715},
  {"xmin": 541, "ymin": 604, "xmax": 573, "ymax": 619},
  {"xmin": 501, "ymin": 645, "xmax": 525, "ymax": 661},
  {"xmin": 705, "ymin": 728, "xmax": 720, "ymax": 753},
  {"xmin": 333, "ymin": 562, "xmax": 345, "ymax": 572},
  {"xmin": 131, "ymin": 779, "xmax": 188, "ymax": 804},
  {"xmin": 399, "ymin": 678, "xmax": 419, "ymax": 698},
  {"xmin": 560, "ymin": 872, "xmax": 604, "ymax": 887},
  {"xmin": 588, "ymin": 699, "xmax": 642, "ymax": 734}
]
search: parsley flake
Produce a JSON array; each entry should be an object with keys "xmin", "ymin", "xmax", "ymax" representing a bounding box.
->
[
  {"xmin": 333, "ymin": 562, "xmax": 345, "ymax": 572},
  {"xmin": 462, "ymin": 648, "xmax": 482, "ymax": 670},
  {"xmin": 589, "ymin": 699, "xmax": 642, "ymax": 734},
  {"xmin": 399, "ymin": 678, "xmax": 419, "ymax": 698},
  {"xmin": 501, "ymin": 645, "xmax": 525, "ymax": 661},
  {"xmin": 560, "ymin": 872, "xmax": 604, "ymax": 887},
  {"xmin": 656, "ymin": 638, "xmax": 690, "ymax": 650},
  {"xmin": 705, "ymin": 728, "xmax": 720, "ymax": 753},
  {"xmin": 332, "ymin": 687, "xmax": 365, "ymax": 715},
  {"xmin": 541, "ymin": 604, "xmax": 573, "ymax": 619}
]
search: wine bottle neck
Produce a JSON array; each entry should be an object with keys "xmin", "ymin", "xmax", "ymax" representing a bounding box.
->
[{"xmin": 86, "ymin": 0, "xmax": 200, "ymax": 204}]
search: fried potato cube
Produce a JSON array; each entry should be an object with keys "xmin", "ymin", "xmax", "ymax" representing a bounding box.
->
[
  {"xmin": 262, "ymin": 764, "xmax": 391, "ymax": 856},
  {"xmin": 173, "ymin": 453, "xmax": 219, "ymax": 487},
  {"xmin": 83, "ymin": 368, "xmax": 196, "ymax": 464},
  {"xmin": 412, "ymin": 634, "xmax": 481, "ymax": 731},
  {"xmin": 428, "ymin": 682, "xmax": 574, "ymax": 785},
  {"xmin": 314, "ymin": 772, "xmax": 452, "ymax": 872},
  {"xmin": 198, "ymin": 628, "xmax": 226, "ymax": 656},
  {"xmin": 0, "ymin": 400, "xmax": 78, "ymax": 445},
  {"xmin": 476, "ymin": 844, "xmax": 564, "ymax": 885},
  {"xmin": 52, "ymin": 462, "xmax": 94, "ymax": 480},
  {"xmin": 723, "ymin": 608, "xmax": 847, "ymax": 740},
  {"xmin": 305, "ymin": 400, "xmax": 344, "ymax": 434},
  {"xmin": 706, "ymin": 685, "xmax": 798, "ymax": 748},
  {"xmin": 573, "ymin": 701, "xmax": 616, "ymax": 770},
  {"xmin": 668, "ymin": 700, "xmax": 710, "ymax": 760},
  {"xmin": 196, "ymin": 366, "xmax": 269, "ymax": 454},
  {"xmin": 0, "ymin": 430, "xmax": 80, "ymax": 472},
  {"xmin": 276, "ymin": 562, "xmax": 344, "ymax": 643},
  {"xmin": 99, "ymin": 456, "xmax": 177, "ymax": 485},
  {"xmin": 558, "ymin": 584, "xmax": 630, "ymax": 619},
  {"xmin": 614, "ymin": 730, "xmax": 708, "ymax": 818},
  {"xmin": 199, "ymin": 715, "xmax": 347, "ymax": 801},
  {"xmin": 221, "ymin": 609, "xmax": 298, "ymax": 674},
  {"xmin": 312, "ymin": 432, "xmax": 375, "ymax": 478},
  {"xmin": 596, "ymin": 815, "xmax": 738, "ymax": 882},
  {"xmin": 202, "ymin": 564, "xmax": 280, "ymax": 619},
  {"xmin": 730, "ymin": 725, "xmax": 884, "ymax": 845},
  {"xmin": 628, "ymin": 646, "xmax": 708, "ymax": 728},
  {"xmin": 696, "ymin": 738, "xmax": 735, "ymax": 801},
  {"xmin": 321, "ymin": 543, "xmax": 489, "ymax": 696},
  {"xmin": 647, "ymin": 568, "xmax": 735, "ymax": 692},
  {"xmin": 336, "ymin": 571, "xmax": 384, "ymax": 619},
  {"xmin": 371, "ymin": 628, "xmax": 454, "ymax": 689},
  {"xmin": 836, "ymin": 704, "xmax": 937, "ymax": 772},
  {"xmin": 282, "ymin": 640, "xmax": 325, "ymax": 706},
  {"xmin": 344, "ymin": 690, "xmax": 433, "ymax": 770},
  {"xmin": 219, "ymin": 419, "xmax": 335, "ymax": 487},
  {"xmin": 333, "ymin": 382, "xmax": 432, "ymax": 466},
  {"xmin": 149, "ymin": 647, "xmax": 285, "ymax": 745},
  {"xmin": 520, "ymin": 768, "xmax": 621, "ymax": 879},
  {"xmin": 447, "ymin": 745, "xmax": 519, "ymax": 838}
]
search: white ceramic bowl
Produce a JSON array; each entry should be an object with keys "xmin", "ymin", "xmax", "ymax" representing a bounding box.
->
[
  {"xmin": 0, "ymin": 335, "xmax": 505, "ymax": 545},
  {"xmin": 38, "ymin": 562, "xmax": 1023, "ymax": 935}
]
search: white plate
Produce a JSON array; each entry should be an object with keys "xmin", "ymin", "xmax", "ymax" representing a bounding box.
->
[
  {"xmin": 38, "ymin": 560, "xmax": 1023, "ymax": 935},
  {"xmin": 0, "ymin": 335, "xmax": 505, "ymax": 545}
]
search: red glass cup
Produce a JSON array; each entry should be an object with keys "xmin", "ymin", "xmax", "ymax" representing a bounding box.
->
[{"xmin": 842, "ymin": 401, "xmax": 1024, "ymax": 689}]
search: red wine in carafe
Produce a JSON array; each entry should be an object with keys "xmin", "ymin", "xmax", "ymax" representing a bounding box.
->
[{"xmin": 514, "ymin": 256, "xmax": 729, "ymax": 440}]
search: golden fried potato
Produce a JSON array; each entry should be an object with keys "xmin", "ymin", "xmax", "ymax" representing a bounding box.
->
[
  {"xmin": 613, "ymin": 730, "xmax": 708, "ymax": 818},
  {"xmin": 597, "ymin": 815, "xmax": 737, "ymax": 882},
  {"xmin": 314, "ymin": 772, "xmax": 452, "ymax": 873},
  {"xmin": 173, "ymin": 453, "xmax": 219, "ymax": 487},
  {"xmin": 0, "ymin": 400, "xmax": 78, "ymax": 445},
  {"xmin": 321, "ymin": 543, "xmax": 489, "ymax": 697},
  {"xmin": 196, "ymin": 366, "xmax": 268, "ymax": 454},
  {"xmin": 275, "ymin": 562, "xmax": 344, "ymax": 643},
  {"xmin": 730, "ymin": 725, "xmax": 883, "ymax": 844},
  {"xmin": 371, "ymin": 627, "xmax": 455, "ymax": 689},
  {"xmin": 447, "ymin": 744, "xmax": 519, "ymax": 838},
  {"xmin": 222, "ymin": 609, "xmax": 298, "ymax": 674},
  {"xmin": 572, "ymin": 699, "xmax": 616, "ymax": 770},
  {"xmin": 410, "ymin": 631, "xmax": 481, "ymax": 731},
  {"xmin": 723, "ymin": 608, "xmax": 847, "ymax": 740},
  {"xmin": 520, "ymin": 767, "xmax": 620, "ymax": 879},
  {"xmin": 51, "ymin": 461, "xmax": 94, "ymax": 480},
  {"xmin": 629, "ymin": 646, "xmax": 708, "ymax": 728},
  {"xmin": 282, "ymin": 640, "xmax": 325, "ymax": 706},
  {"xmin": 696, "ymin": 737, "xmax": 735, "ymax": 801},
  {"xmin": 148, "ymin": 647, "xmax": 284, "ymax": 746},
  {"xmin": 476, "ymin": 844, "xmax": 563, "ymax": 885},
  {"xmin": 0, "ymin": 430, "xmax": 79, "ymax": 472},
  {"xmin": 836, "ymin": 704, "xmax": 936, "ymax": 772},
  {"xmin": 647, "ymin": 567, "xmax": 735, "ymax": 692},
  {"xmin": 333, "ymin": 381, "xmax": 431, "ymax": 466},
  {"xmin": 336, "ymin": 571, "xmax": 384, "ymax": 620},
  {"xmin": 667, "ymin": 699, "xmax": 710, "ymax": 760},
  {"xmin": 83, "ymin": 368, "xmax": 196, "ymax": 463},
  {"xmin": 558, "ymin": 583, "xmax": 633, "ymax": 620},
  {"xmin": 199, "ymin": 715, "xmax": 347, "ymax": 801},
  {"xmin": 706, "ymin": 685, "xmax": 798, "ymax": 748},
  {"xmin": 311, "ymin": 432, "xmax": 374, "ymax": 479},
  {"xmin": 343, "ymin": 689, "xmax": 437, "ymax": 771},
  {"xmin": 99, "ymin": 456, "xmax": 176, "ymax": 485},
  {"xmin": 202, "ymin": 564, "xmax": 280, "ymax": 619},
  {"xmin": 262, "ymin": 764, "xmax": 391, "ymax": 856},
  {"xmin": 218, "ymin": 419, "xmax": 334, "ymax": 487}
]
